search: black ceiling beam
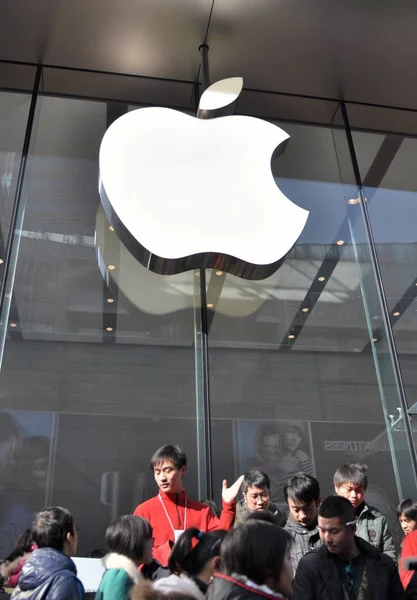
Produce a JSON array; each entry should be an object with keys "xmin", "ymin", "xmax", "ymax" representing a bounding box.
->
[{"xmin": 279, "ymin": 132, "xmax": 404, "ymax": 351}]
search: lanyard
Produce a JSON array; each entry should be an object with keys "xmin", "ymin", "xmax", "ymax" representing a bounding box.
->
[{"xmin": 158, "ymin": 493, "xmax": 187, "ymax": 533}]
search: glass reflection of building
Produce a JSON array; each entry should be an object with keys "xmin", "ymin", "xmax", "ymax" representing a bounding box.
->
[{"xmin": 1, "ymin": 21, "xmax": 417, "ymax": 557}]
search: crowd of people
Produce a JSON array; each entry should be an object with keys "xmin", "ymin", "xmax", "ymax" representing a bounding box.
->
[{"xmin": 1, "ymin": 444, "xmax": 417, "ymax": 599}]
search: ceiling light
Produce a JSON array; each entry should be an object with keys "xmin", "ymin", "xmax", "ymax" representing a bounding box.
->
[
  {"xmin": 105, "ymin": 326, "xmax": 113, "ymax": 332},
  {"xmin": 107, "ymin": 298, "xmax": 114, "ymax": 303},
  {"xmin": 108, "ymin": 264, "xmax": 116, "ymax": 271},
  {"xmin": 288, "ymin": 334, "xmax": 295, "ymax": 339},
  {"xmin": 109, "ymin": 225, "xmax": 114, "ymax": 232},
  {"xmin": 348, "ymin": 198, "xmax": 360, "ymax": 205},
  {"xmin": 0, "ymin": 259, "xmax": 4, "ymax": 264},
  {"xmin": 9, "ymin": 322, "xmax": 17, "ymax": 328},
  {"xmin": 301, "ymin": 307, "xmax": 309, "ymax": 313},
  {"xmin": 393, "ymin": 311, "xmax": 400, "ymax": 317},
  {"xmin": 216, "ymin": 271, "xmax": 223, "ymax": 276},
  {"xmin": 318, "ymin": 276, "xmax": 326, "ymax": 282},
  {"xmin": 336, "ymin": 240, "xmax": 345, "ymax": 246},
  {"xmin": 372, "ymin": 337, "xmax": 378, "ymax": 343},
  {"xmin": 207, "ymin": 303, "xmax": 214, "ymax": 308}
]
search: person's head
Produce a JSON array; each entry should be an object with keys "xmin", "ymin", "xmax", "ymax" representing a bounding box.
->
[
  {"xmin": 0, "ymin": 413, "xmax": 21, "ymax": 477},
  {"xmin": 4, "ymin": 528, "xmax": 36, "ymax": 563},
  {"xmin": 32, "ymin": 506, "xmax": 77, "ymax": 556},
  {"xmin": 221, "ymin": 520, "xmax": 293, "ymax": 597},
  {"xmin": 105, "ymin": 515, "xmax": 153, "ymax": 566},
  {"xmin": 334, "ymin": 463, "xmax": 367, "ymax": 509},
  {"xmin": 282, "ymin": 424, "xmax": 304, "ymax": 454},
  {"xmin": 284, "ymin": 473, "xmax": 320, "ymax": 528},
  {"xmin": 150, "ymin": 445, "xmax": 187, "ymax": 495},
  {"xmin": 240, "ymin": 509, "xmax": 282, "ymax": 526},
  {"xmin": 168, "ymin": 528, "xmax": 227, "ymax": 584},
  {"xmin": 255, "ymin": 426, "xmax": 280, "ymax": 461},
  {"xmin": 242, "ymin": 470, "xmax": 271, "ymax": 512},
  {"xmin": 397, "ymin": 499, "xmax": 417, "ymax": 535},
  {"xmin": 318, "ymin": 496, "xmax": 357, "ymax": 558}
]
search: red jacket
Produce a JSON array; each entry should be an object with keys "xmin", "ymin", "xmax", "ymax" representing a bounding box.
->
[{"xmin": 134, "ymin": 490, "xmax": 235, "ymax": 566}]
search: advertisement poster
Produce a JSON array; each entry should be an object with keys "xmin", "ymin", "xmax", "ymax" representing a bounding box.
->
[
  {"xmin": 0, "ymin": 410, "xmax": 55, "ymax": 557},
  {"xmin": 310, "ymin": 421, "xmax": 403, "ymax": 550},
  {"xmin": 234, "ymin": 420, "xmax": 315, "ymax": 506}
]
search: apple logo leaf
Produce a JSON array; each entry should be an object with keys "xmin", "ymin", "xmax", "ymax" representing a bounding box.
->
[{"xmin": 197, "ymin": 77, "xmax": 244, "ymax": 119}]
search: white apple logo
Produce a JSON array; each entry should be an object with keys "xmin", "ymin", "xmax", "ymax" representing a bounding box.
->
[{"xmin": 99, "ymin": 78, "xmax": 308, "ymax": 280}]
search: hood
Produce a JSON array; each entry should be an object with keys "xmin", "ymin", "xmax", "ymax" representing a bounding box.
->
[
  {"xmin": 357, "ymin": 503, "xmax": 382, "ymax": 519},
  {"xmin": 18, "ymin": 548, "xmax": 76, "ymax": 591},
  {"xmin": 235, "ymin": 500, "xmax": 286, "ymax": 527},
  {"xmin": 154, "ymin": 573, "xmax": 204, "ymax": 600},
  {"xmin": 102, "ymin": 553, "xmax": 140, "ymax": 582},
  {"xmin": 208, "ymin": 573, "xmax": 285, "ymax": 600},
  {"xmin": 285, "ymin": 518, "xmax": 318, "ymax": 535}
]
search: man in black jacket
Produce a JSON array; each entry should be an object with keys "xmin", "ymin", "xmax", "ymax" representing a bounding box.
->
[
  {"xmin": 292, "ymin": 495, "xmax": 404, "ymax": 600},
  {"xmin": 11, "ymin": 506, "xmax": 84, "ymax": 600}
]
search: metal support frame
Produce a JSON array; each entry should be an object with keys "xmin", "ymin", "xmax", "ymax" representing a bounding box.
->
[
  {"xmin": 0, "ymin": 65, "xmax": 42, "ymax": 368},
  {"xmin": 194, "ymin": 44, "xmax": 213, "ymax": 500},
  {"xmin": 340, "ymin": 101, "xmax": 417, "ymax": 490}
]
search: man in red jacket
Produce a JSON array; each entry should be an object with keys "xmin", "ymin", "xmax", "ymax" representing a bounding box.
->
[{"xmin": 134, "ymin": 444, "xmax": 243, "ymax": 566}]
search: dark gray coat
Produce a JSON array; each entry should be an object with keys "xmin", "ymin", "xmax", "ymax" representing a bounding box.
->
[{"xmin": 284, "ymin": 518, "xmax": 321, "ymax": 574}]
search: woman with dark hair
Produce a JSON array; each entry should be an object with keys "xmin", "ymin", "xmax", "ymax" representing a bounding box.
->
[
  {"xmin": 399, "ymin": 499, "xmax": 417, "ymax": 598},
  {"xmin": 153, "ymin": 527, "xmax": 227, "ymax": 599},
  {"xmin": 208, "ymin": 520, "xmax": 293, "ymax": 600},
  {"xmin": 0, "ymin": 528, "xmax": 37, "ymax": 587},
  {"xmin": 95, "ymin": 515, "xmax": 153, "ymax": 600}
]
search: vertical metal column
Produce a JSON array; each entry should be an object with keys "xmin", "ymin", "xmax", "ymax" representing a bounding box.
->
[
  {"xmin": 194, "ymin": 43, "xmax": 213, "ymax": 500},
  {"xmin": 0, "ymin": 65, "xmax": 42, "ymax": 369},
  {"xmin": 340, "ymin": 101, "xmax": 417, "ymax": 492}
]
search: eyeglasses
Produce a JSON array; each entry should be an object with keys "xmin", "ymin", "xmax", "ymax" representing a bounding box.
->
[{"xmin": 248, "ymin": 493, "xmax": 270, "ymax": 501}]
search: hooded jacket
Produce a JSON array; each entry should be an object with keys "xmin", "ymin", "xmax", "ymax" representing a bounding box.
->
[
  {"xmin": 134, "ymin": 490, "xmax": 235, "ymax": 566},
  {"xmin": 292, "ymin": 536, "xmax": 405, "ymax": 600},
  {"xmin": 10, "ymin": 548, "xmax": 84, "ymax": 600},
  {"xmin": 153, "ymin": 573, "xmax": 205, "ymax": 600},
  {"xmin": 95, "ymin": 553, "xmax": 141, "ymax": 600},
  {"xmin": 284, "ymin": 518, "xmax": 321, "ymax": 574},
  {"xmin": 207, "ymin": 573, "xmax": 286, "ymax": 600}
]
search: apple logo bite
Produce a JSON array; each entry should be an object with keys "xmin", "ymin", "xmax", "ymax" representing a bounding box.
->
[{"xmin": 99, "ymin": 78, "xmax": 309, "ymax": 280}]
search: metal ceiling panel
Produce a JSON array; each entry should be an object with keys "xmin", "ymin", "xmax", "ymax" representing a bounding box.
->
[
  {"xmin": 1, "ymin": 0, "xmax": 213, "ymax": 80},
  {"xmin": 208, "ymin": 0, "xmax": 417, "ymax": 110}
]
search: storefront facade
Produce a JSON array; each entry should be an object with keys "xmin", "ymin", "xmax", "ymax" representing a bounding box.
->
[{"xmin": 2, "ymin": 1, "xmax": 417, "ymax": 557}]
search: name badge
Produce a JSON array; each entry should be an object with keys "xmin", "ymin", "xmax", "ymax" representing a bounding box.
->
[{"xmin": 174, "ymin": 529, "xmax": 184, "ymax": 543}]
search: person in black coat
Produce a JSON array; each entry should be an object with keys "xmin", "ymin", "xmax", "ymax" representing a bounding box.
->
[
  {"xmin": 11, "ymin": 506, "xmax": 83, "ymax": 600},
  {"xmin": 292, "ymin": 495, "xmax": 405, "ymax": 600}
]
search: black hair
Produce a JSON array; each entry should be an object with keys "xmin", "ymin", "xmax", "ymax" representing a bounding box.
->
[
  {"xmin": 397, "ymin": 498, "xmax": 417, "ymax": 520},
  {"xmin": 242, "ymin": 470, "xmax": 271, "ymax": 494},
  {"xmin": 318, "ymin": 495, "xmax": 356, "ymax": 525},
  {"xmin": 3, "ymin": 528, "xmax": 34, "ymax": 563},
  {"xmin": 283, "ymin": 473, "xmax": 320, "ymax": 504},
  {"xmin": 333, "ymin": 463, "xmax": 368, "ymax": 490},
  {"xmin": 221, "ymin": 521, "xmax": 291, "ymax": 586},
  {"xmin": 168, "ymin": 527, "xmax": 227, "ymax": 576},
  {"xmin": 239, "ymin": 510, "xmax": 282, "ymax": 526},
  {"xmin": 32, "ymin": 506, "xmax": 75, "ymax": 551},
  {"xmin": 200, "ymin": 500, "xmax": 221, "ymax": 519},
  {"xmin": 150, "ymin": 445, "xmax": 187, "ymax": 471},
  {"xmin": 105, "ymin": 515, "xmax": 152, "ymax": 562}
]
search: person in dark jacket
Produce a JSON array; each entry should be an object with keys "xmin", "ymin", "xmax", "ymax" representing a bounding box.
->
[
  {"xmin": 283, "ymin": 473, "xmax": 321, "ymax": 574},
  {"xmin": 234, "ymin": 470, "xmax": 286, "ymax": 528},
  {"xmin": 292, "ymin": 495, "xmax": 405, "ymax": 600},
  {"xmin": 207, "ymin": 520, "xmax": 293, "ymax": 600},
  {"xmin": 11, "ymin": 506, "xmax": 84, "ymax": 600}
]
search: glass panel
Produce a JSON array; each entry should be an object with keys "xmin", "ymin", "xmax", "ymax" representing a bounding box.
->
[
  {"xmin": 209, "ymin": 112, "xmax": 405, "ymax": 550},
  {"xmin": 0, "ymin": 95, "xmax": 198, "ymax": 557},
  {"xmin": 348, "ymin": 102, "xmax": 417, "ymax": 488}
]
